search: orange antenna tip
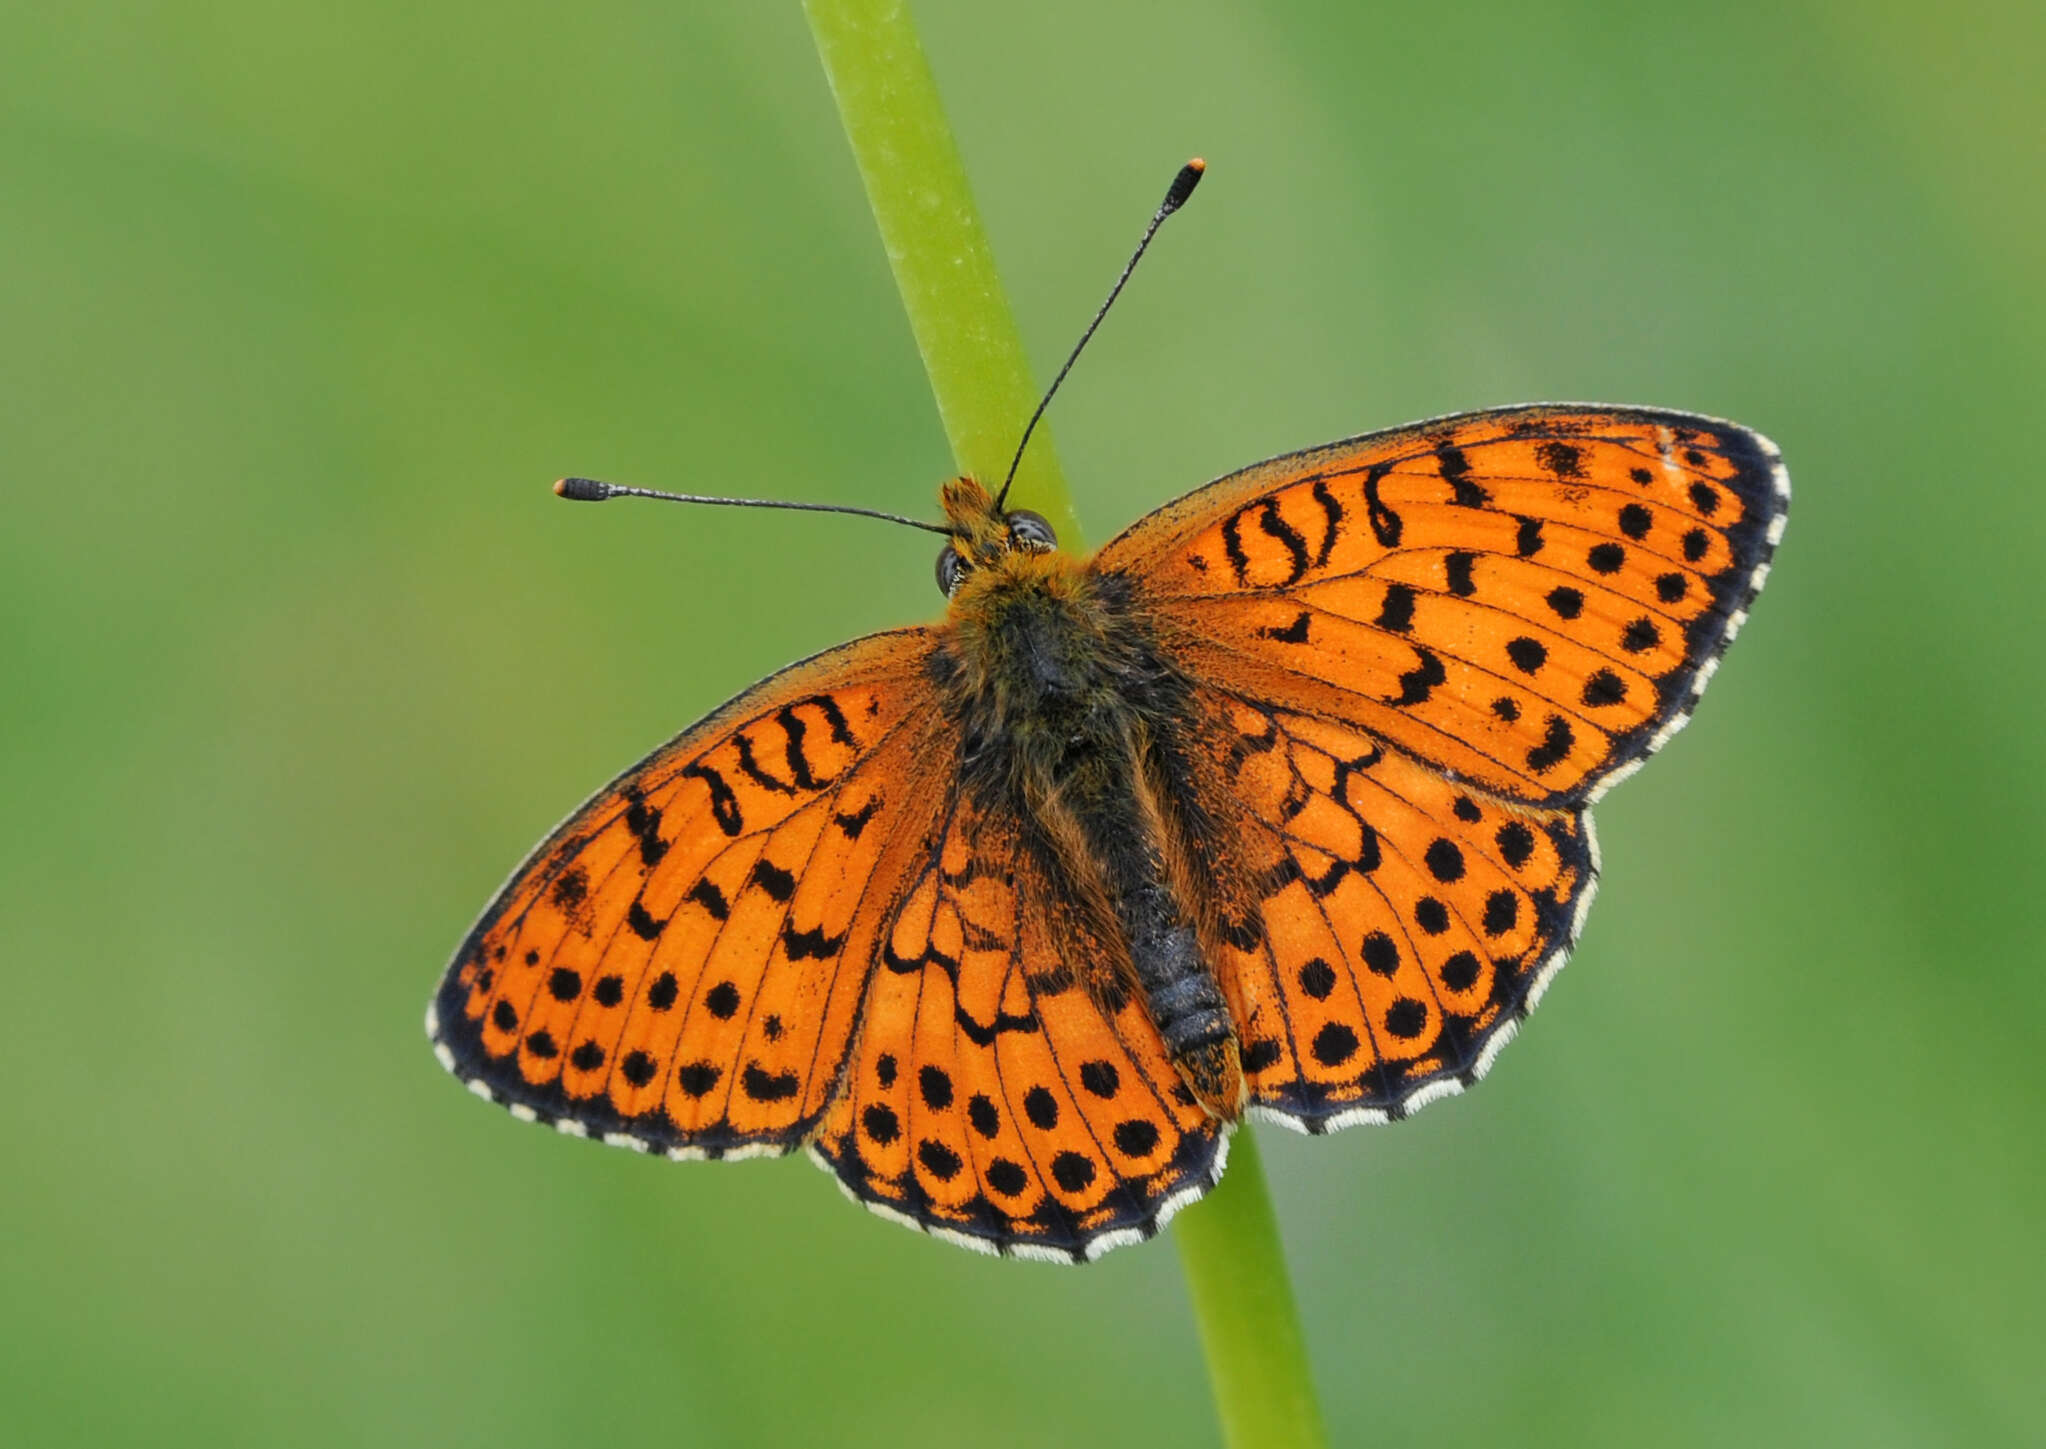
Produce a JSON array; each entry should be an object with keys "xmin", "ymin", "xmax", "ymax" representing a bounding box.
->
[{"xmin": 1164, "ymin": 158, "xmax": 1205, "ymax": 214}]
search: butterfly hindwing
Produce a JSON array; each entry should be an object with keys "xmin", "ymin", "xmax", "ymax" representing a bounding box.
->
[
  {"xmin": 428, "ymin": 629, "xmax": 956, "ymax": 1158},
  {"xmin": 813, "ymin": 790, "xmax": 1226, "ymax": 1261},
  {"xmin": 1097, "ymin": 406, "xmax": 1787, "ymax": 807},
  {"xmin": 1198, "ymin": 696, "xmax": 1596, "ymax": 1130}
]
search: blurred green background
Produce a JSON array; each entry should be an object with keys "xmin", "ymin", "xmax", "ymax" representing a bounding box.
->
[{"xmin": 6, "ymin": 2, "xmax": 2042, "ymax": 1444}]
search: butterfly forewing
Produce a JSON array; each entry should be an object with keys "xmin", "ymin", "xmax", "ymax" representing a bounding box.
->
[
  {"xmin": 1099, "ymin": 406, "xmax": 1787, "ymax": 807},
  {"xmin": 429, "ymin": 630, "xmax": 956, "ymax": 1157}
]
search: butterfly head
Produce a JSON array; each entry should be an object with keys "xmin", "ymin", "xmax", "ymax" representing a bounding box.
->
[{"xmin": 934, "ymin": 475, "xmax": 1060, "ymax": 599}]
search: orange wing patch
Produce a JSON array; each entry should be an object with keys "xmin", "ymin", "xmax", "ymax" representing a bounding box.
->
[
  {"xmin": 812, "ymin": 793, "xmax": 1226, "ymax": 1261},
  {"xmin": 428, "ymin": 630, "xmax": 954, "ymax": 1158},
  {"xmin": 1099, "ymin": 406, "xmax": 1787, "ymax": 807},
  {"xmin": 1202, "ymin": 695, "xmax": 1595, "ymax": 1131}
]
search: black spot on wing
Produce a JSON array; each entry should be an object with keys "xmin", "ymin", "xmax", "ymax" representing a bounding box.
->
[
  {"xmin": 1024, "ymin": 1086, "xmax": 1060, "ymax": 1129},
  {"xmin": 550, "ymin": 866, "xmax": 589, "ymax": 912},
  {"xmin": 920, "ymin": 1139, "xmax": 964, "ymax": 1181},
  {"xmin": 1506, "ymin": 637, "xmax": 1546, "ymax": 674},
  {"xmin": 1240, "ymin": 1038, "xmax": 1283, "ymax": 1072},
  {"xmin": 968, "ymin": 1093, "xmax": 1001, "ymax": 1137},
  {"xmin": 1526, "ymin": 715, "xmax": 1574, "ymax": 774},
  {"xmin": 741, "ymin": 1063, "xmax": 800, "ymax": 1102},
  {"xmin": 1362, "ymin": 464, "xmax": 1403, "ymax": 547},
  {"xmin": 863, "ymin": 1103, "xmax": 900, "ymax": 1145},
  {"xmin": 1079, "ymin": 1061, "xmax": 1119, "ymax": 1098},
  {"xmin": 1384, "ymin": 998, "xmax": 1428, "ymax": 1039},
  {"xmin": 773, "ymin": 705, "xmax": 822, "ymax": 790},
  {"xmin": 1221, "ymin": 509, "xmax": 1251, "ymax": 583},
  {"xmin": 782, "ymin": 922, "xmax": 846, "ymax": 960},
  {"xmin": 1302, "ymin": 857, "xmax": 1352, "ymax": 898},
  {"xmin": 1581, "ymin": 669, "xmax": 1627, "ymax": 707},
  {"xmin": 626, "ymin": 901, "xmax": 664, "ymax": 940},
  {"xmin": 1311, "ymin": 479, "xmax": 1343, "ymax": 566},
  {"xmin": 1436, "ymin": 444, "xmax": 1489, "ymax": 506},
  {"xmin": 833, "ymin": 795, "xmax": 882, "ymax": 839},
  {"xmin": 808, "ymin": 692, "xmax": 857, "ymax": 748},
  {"xmin": 1375, "ymin": 584, "xmax": 1416, "ymax": 634},
  {"xmin": 1050, "ymin": 1151, "xmax": 1094, "ymax": 1192},
  {"xmin": 1312, "ymin": 1022, "xmax": 1359, "ymax": 1066},
  {"xmin": 685, "ymin": 877, "xmax": 729, "ymax": 921},
  {"xmin": 749, "ymin": 858, "xmax": 797, "ymax": 903},
  {"xmin": 733, "ymin": 732, "xmax": 795, "ymax": 796},
  {"xmin": 1258, "ymin": 612, "xmax": 1312, "ymax": 644},
  {"xmin": 623, "ymin": 790, "xmax": 669, "ymax": 868},
  {"xmin": 1255, "ymin": 500, "xmax": 1311, "ymax": 585},
  {"xmin": 1393, "ymin": 646, "xmax": 1447, "ymax": 705},
  {"xmin": 1535, "ymin": 441, "xmax": 1584, "ymax": 478},
  {"xmin": 918, "ymin": 1064, "xmax": 954, "ymax": 1110},
  {"xmin": 954, "ymin": 1001, "xmax": 1038, "ymax": 1047},
  {"xmin": 679, "ymin": 763, "xmax": 743, "ymax": 837}
]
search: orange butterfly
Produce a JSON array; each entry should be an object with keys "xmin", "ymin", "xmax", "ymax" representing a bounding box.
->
[{"xmin": 428, "ymin": 165, "xmax": 1786, "ymax": 1263}]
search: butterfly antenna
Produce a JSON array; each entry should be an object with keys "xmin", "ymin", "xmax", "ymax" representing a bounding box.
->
[
  {"xmin": 554, "ymin": 477, "xmax": 957, "ymax": 537},
  {"xmin": 993, "ymin": 157, "xmax": 1206, "ymax": 513}
]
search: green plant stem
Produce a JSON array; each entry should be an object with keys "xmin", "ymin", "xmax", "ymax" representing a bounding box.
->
[
  {"xmin": 802, "ymin": 6, "xmax": 1326, "ymax": 1446},
  {"xmin": 802, "ymin": 0, "xmax": 1079, "ymax": 543},
  {"xmin": 1176, "ymin": 1130, "xmax": 1328, "ymax": 1449}
]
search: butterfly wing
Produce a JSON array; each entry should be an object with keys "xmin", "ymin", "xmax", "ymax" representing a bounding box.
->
[
  {"xmin": 1095, "ymin": 405, "xmax": 1785, "ymax": 1127},
  {"xmin": 812, "ymin": 787, "xmax": 1226, "ymax": 1261},
  {"xmin": 1200, "ymin": 694, "xmax": 1595, "ymax": 1129},
  {"xmin": 427, "ymin": 629, "xmax": 959, "ymax": 1159},
  {"xmin": 1098, "ymin": 406, "xmax": 1787, "ymax": 807}
]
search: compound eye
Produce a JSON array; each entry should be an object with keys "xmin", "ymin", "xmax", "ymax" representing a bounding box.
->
[
  {"xmin": 1007, "ymin": 509, "xmax": 1057, "ymax": 552},
  {"xmin": 935, "ymin": 544, "xmax": 969, "ymax": 598}
]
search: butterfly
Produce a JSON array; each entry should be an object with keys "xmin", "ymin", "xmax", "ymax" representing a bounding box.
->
[{"xmin": 427, "ymin": 168, "xmax": 1787, "ymax": 1263}]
